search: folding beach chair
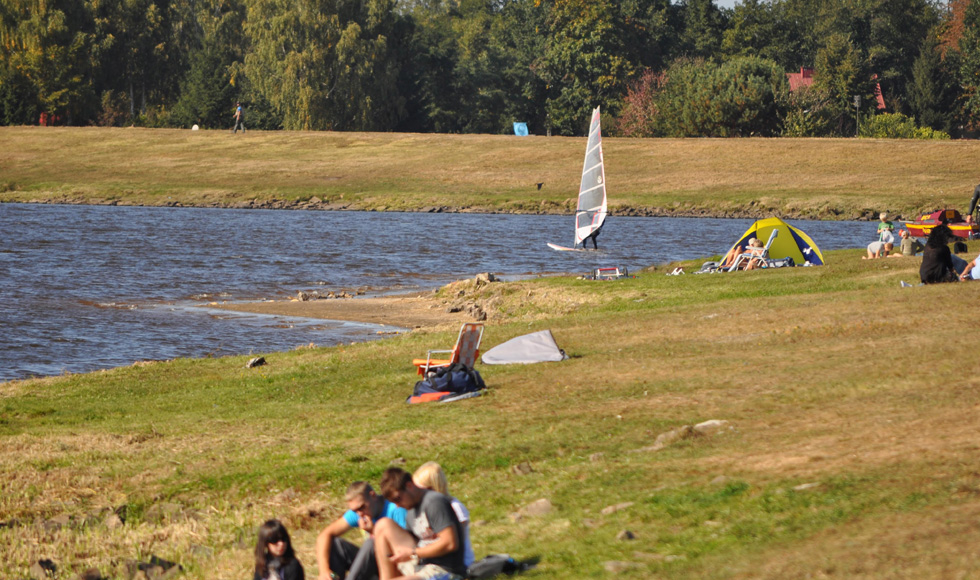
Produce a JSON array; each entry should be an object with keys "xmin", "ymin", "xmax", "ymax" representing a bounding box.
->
[
  {"xmin": 412, "ymin": 322, "xmax": 484, "ymax": 375},
  {"xmin": 728, "ymin": 228, "xmax": 779, "ymax": 272}
]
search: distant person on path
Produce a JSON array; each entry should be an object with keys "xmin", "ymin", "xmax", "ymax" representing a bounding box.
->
[
  {"xmin": 315, "ymin": 481, "xmax": 407, "ymax": 580},
  {"xmin": 373, "ymin": 467, "xmax": 466, "ymax": 580},
  {"xmin": 920, "ymin": 224, "xmax": 958, "ymax": 284},
  {"xmin": 887, "ymin": 229, "xmax": 923, "ymax": 258},
  {"xmin": 233, "ymin": 102, "xmax": 246, "ymax": 133},
  {"xmin": 255, "ymin": 519, "xmax": 305, "ymax": 580},
  {"xmin": 412, "ymin": 462, "xmax": 475, "ymax": 571}
]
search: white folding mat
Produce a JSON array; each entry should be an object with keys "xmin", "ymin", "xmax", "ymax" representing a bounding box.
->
[{"xmin": 480, "ymin": 330, "xmax": 568, "ymax": 365}]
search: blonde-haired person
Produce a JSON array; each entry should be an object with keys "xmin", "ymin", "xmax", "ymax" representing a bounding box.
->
[{"xmin": 412, "ymin": 462, "xmax": 475, "ymax": 570}]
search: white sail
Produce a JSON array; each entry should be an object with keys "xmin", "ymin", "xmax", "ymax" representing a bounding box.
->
[{"xmin": 573, "ymin": 107, "xmax": 607, "ymax": 246}]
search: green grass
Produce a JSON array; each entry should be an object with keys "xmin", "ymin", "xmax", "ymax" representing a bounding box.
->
[{"xmin": 3, "ymin": 245, "xmax": 980, "ymax": 578}]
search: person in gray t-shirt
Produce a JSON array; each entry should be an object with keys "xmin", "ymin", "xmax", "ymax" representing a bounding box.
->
[{"xmin": 373, "ymin": 467, "xmax": 466, "ymax": 580}]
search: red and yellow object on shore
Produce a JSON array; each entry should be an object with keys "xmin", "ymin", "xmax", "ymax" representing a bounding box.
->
[{"xmin": 903, "ymin": 209, "xmax": 979, "ymax": 239}]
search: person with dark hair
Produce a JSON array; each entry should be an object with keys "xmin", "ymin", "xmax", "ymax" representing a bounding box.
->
[
  {"xmin": 255, "ymin": 519, "xmax": 305, "ymax": 580},
  {"xmin": 372, "ymin": 467, "xmax": 466, "ymax": 580},
  {"xmin": 920, "ymin": 224, "xmax": 958, "ymax": 284},
  {"xmin": 315, "ymin": 481, "xmax": 408, "ymax": 580}
]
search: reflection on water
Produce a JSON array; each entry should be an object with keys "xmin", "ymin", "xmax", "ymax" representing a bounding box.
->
[{"xmin": 0, "ymin": 203, "xmax": 870, "ymax": 381}]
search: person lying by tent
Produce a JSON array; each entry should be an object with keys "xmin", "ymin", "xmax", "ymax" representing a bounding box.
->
[{"xmin": 720, "ymin": 240, "xmax": 752, "ymax": 269}]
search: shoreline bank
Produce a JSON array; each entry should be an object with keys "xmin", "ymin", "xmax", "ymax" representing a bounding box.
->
[{"xmin": 3, "ymin": 197, "xmax": 886, "ymax": 221}]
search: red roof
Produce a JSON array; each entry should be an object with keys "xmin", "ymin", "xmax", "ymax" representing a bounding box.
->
[
  {"xmin": 786, "ymin": 67, "xmax": 814, "ymax": 92},
  {"xmin": 786, "ymin": 67, "xmax": 886, "ymax": 110}
]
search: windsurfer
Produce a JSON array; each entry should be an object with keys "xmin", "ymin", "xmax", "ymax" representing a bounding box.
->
[{"xmin": 581, "ymin": 230, "xmax": 600, "ymax": 250}]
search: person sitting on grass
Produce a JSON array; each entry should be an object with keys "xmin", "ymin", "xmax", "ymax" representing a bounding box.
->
[
  {"xmin": 412, "ymin": 462, "xmax": 475, "ymax": 572},
  {"xmin": 864, "ymin": 229, "xmax": 895, "ymax": 259},
  {"xmin": 952, "ymin": 240, "xmax": 970, "ymax": 275},
  {"xmin": 255, "ymin": 519, "xmax": 305, "ymax": 580},
  {"xmin": 920, "ymin": 224, "xmax": 958, "ymax": 284},
  {"xmin": 373, "ymin": 467, "xmax": 466, "ymax": 580},
  {"xmin": 959, "ymin": 247, "xmax": 980, "ymax": 281},
  {"xmin": 315, "ymin": 481, "xmax": 407, "ymax": 580},
  {"xmin": 887, "ymin": 229, "xmax": 923, "ymax": 258}
]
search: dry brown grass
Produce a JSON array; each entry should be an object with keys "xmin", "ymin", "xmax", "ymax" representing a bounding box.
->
[{"xmin": 3, "ymin": 127, "xmax": 980, "ymax": 218}]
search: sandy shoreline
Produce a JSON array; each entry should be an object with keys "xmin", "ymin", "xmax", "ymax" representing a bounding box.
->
[{"xmin": 207, "ymin": 291, "xmax": 471, "ymax": 330}]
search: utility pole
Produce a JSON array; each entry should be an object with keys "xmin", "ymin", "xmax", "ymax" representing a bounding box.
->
[{"xmin": 854, "ymin": 95, "xmax": 861, "ymax": 137}]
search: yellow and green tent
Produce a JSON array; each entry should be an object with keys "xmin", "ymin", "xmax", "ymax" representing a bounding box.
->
[{"xmin": 731, "ymin": 217, "xmax": 825, "ymax": 266}]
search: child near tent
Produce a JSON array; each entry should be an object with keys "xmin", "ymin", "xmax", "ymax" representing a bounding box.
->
[
  {"xmin": 254, "ymin": 519, "xmax": 305, "ymax": 580},
  {"xmin": 412, "ymin": 462, "xmax": 475, "ymax": 570}
]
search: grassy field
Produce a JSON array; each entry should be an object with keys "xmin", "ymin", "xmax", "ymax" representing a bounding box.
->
[
  {"xmin": 2, "ymin": 126, "xmax": 980, "ymax": 219},
  {"xmin": 3, "ymin": 243, "xmax": 980, "ymax": 579}
]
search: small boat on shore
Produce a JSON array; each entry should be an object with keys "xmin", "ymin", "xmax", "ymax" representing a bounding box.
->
[{"xmin": 903, "ymin": 209, "xmax": 979, "ymax": 239}]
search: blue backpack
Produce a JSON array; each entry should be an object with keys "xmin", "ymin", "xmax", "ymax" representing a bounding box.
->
[{"xmin": 408, "ymin": 362, "xmax": 485, "ymax": 403}]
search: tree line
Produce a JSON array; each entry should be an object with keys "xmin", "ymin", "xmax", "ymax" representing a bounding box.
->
[{"xmin": 1, "ymin": 0, "xmax": 978, "ymax": 137}]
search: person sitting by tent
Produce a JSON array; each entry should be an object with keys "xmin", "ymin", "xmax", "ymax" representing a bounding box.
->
[
  {"xmin": 920, "ymin": 224, "xmax": 958, "ymax": 284},
  {"xmin": 887, "ymin": 229, "xmax": 923, "ymax": 258},
  {"xmin": 720, "ymin": 240, "xmax": 750, "ymax": 269},
  {"xmin": 742, "ymin": 238, "xmax": 770, "ymax": 270},
  {"xmin": 720, "ymin": 238, "xmax": 766, "ymax": 270}
]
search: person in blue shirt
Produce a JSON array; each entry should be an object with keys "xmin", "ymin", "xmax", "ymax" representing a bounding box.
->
[
  {"xmin": 316, "ymin": 481, "xmax": 407, "ymax": 580},
  {"xmin": 233, "ymin": 102, "xmax": 246, "ymax": 133}
]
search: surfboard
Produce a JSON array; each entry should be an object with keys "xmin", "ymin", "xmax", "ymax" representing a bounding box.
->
[{"xmin": 547, "ymin": 243, "xmax": 590, "ymax": 252}]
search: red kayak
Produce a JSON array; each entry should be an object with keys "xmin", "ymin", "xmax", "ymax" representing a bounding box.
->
[{"xmin": 903, "ymin": 209, "xmax": 979, "ymax": 239}]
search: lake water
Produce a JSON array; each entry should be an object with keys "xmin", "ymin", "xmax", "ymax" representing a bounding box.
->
[{"xmin": 0, "ymin": 204, "xmax": 871, "ymax": 381}]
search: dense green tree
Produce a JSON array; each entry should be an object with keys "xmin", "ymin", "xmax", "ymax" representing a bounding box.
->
[
  {"xmin": 814, "ymin": 32, "xmax": 872, "ymax": 135},
  {"xmin": 241, "ymin": 0, "xmax": 403, "ymax": 131},
  {"xmin": 958, "ymin": 0, "xmax": 980, "ymax": 128},
  {"xmin": 488, "ymin": 0, "xmax": 550, "ymax": 133},
  {"xmin": 0, "ymin": 0, "xmax": 98, "ymax": 123},
  {"xmin": 676, "ymin": 0, "xmax": 725, "ymax": 59},
  {"xmin": 170, "ymin": 0, "xmax": 246, "ymax": 129},
  {"xmin": 91, "ymin": 0, "xmax": 180, "ymax": 120},
  {"xmin": 721, "ymin": 0, "xmax": 783, "ymax": 64},
  {"xmin": 540, "ymin": 0, "xmax": 636, "ymax": 135},
  {"xmin": 909, "ymin": 27, "xmax": 958, "ymax": 133},
  {"xmin": 651, "ymin": 56, "xmax": 788, "ymax": 137}
]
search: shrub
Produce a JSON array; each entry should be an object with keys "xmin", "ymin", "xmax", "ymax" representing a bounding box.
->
[{"xmin": 858, "ymin": 112, "xmax": 951, "ymax": 139}]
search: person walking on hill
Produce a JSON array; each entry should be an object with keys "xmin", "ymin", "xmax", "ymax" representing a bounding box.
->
[{"xmin": 233, "ymin": 102, "xmax": 246, "ymax": 134}]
